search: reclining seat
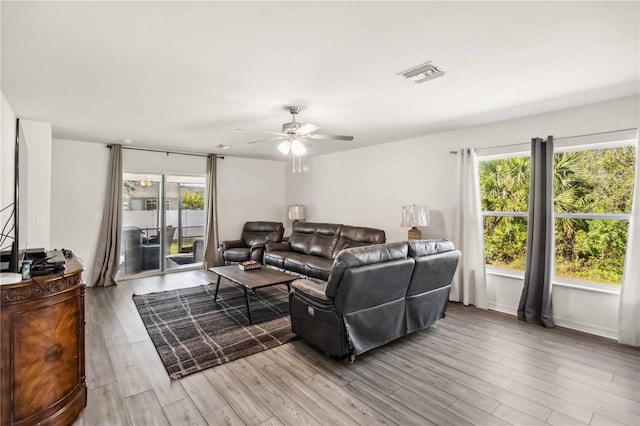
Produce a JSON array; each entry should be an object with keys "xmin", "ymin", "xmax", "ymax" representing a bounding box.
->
[
  {"xmin": 218, "ymin": 221, "xmax": 284, "ymax": 265},
  {"xmin": 289, "ymin": 242, "xmax": 414, "ymax": 357},
  {"xmin": 406, "ymin": 240, "xmax": 461, "ymax": 333}
]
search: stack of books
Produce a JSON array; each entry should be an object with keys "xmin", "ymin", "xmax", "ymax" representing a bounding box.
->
[{"xmin": 239, "ymin": 260, "xmax": 262, "ymax": 271}]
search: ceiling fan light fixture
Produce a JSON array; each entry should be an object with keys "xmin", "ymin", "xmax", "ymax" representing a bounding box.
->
[
  {"xmin": 398, "ymin": 61, "xmax": 445, "ymax": 84},
  {"xmin": 291, "ymin": 139, "xmax": 306, "ymax": 155},
  {"xmin": 277, "ymin": 140, "xmax": 291, "ymax": 155}
]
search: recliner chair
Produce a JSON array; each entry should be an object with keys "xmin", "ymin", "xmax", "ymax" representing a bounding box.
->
[
  {"xmin": 218, "ymin": 221, "xmax": 285, "ymax": 265},
  {"xmin": 288, "ymin": 240, "xmax": 461, "ymax": 358}
]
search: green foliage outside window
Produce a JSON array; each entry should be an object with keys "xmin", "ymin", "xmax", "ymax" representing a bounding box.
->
[
  {"xmin": 479, "ymin": 145, "xmax": 636, "ymax": 285},
  {"xmin": 181, "ymin": 190, "xmax": 204, "ymax": 210}
]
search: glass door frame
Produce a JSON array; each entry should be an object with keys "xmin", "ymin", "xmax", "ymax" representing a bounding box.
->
[{"xmin": 120, "ymin": 172, "xmax": 205, "ymax": 279}]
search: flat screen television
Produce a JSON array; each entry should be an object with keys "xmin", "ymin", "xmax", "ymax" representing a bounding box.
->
[{"xmin": 1, "ymin": 119, "xmax": 28, "ymax": 273}]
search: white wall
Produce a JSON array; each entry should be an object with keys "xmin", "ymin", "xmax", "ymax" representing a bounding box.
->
[
  {"xmin": 217, "ymin": 156, "xmax": 286, "ymax": 241},
  {"xmin": 288, "ymin": 95, "xmax": 639, "ymax": 339},
  {"xmin": 123, "ymin": 148, "xmax": 206, "ymax": 177},
  {"xmin": 50, "ymin": 139, "xmax": 110, "ymax": 281}
]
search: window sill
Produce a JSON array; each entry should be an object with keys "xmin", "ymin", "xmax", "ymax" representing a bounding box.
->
[
  {"xmin": 485, "ymin": 267, "xmax": 620, "ymax": 296},
  {"xmin": 485, "ymin": 267, "xmax": 523, "ymax": 280}
]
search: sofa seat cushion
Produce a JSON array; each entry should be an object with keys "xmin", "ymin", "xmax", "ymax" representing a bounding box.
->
[
  {"xmin": 264, "ymin": 250, "xmax": 288, "ymax": 268},
  {"xmin": 223, "ymin": 247, "xmax": 251, "ymax": 263},
  {"xmin": 291, "ymin": 279, "xmax": 331, "ymax": 304},
  {"xmin": 283, "ymin": 253, "xmax": 310, "ymax": 275},
  {"xmin": 304, "ymin": 256, "xmax": 333, "ymax": 281}
]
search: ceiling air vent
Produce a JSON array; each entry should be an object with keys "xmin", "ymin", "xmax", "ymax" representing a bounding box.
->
[{"xmin": 398, "ymin": 61, "xmax": 445, "ymax": 84}]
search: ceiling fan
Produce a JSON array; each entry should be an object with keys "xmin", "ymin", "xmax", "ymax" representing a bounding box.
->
[{"xmin": 247, "ymin": 106, "xmax": 354, "ymax": 157}]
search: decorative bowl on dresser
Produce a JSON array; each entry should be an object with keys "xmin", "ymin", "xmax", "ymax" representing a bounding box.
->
[{"xmin": 1, "ymin": 255, "xmax": 86, "ymax": 426}]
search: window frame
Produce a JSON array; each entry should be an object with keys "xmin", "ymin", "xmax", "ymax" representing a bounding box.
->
[{"xmin": 478, "ymin": 139, "xmax": 636, "ymax": 291}]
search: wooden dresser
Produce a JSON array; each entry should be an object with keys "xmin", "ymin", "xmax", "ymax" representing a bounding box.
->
[{"xmin": 1, "ymin": 257, "xmax": 86, "ymax": 426}]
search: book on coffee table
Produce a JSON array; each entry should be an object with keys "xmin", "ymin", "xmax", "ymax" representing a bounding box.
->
[{"xmin": 239, "ymin": 260, "xmax": 262, "ymax": 271}]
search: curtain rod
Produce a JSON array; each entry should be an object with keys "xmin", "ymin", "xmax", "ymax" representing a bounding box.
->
[
  {"xmin": 107, "ymin": 145, "xmax": 224, "ymax": 159},
  {"xmin": 449, "ymin": 127, "xmax": 638, "ymax": 154}
]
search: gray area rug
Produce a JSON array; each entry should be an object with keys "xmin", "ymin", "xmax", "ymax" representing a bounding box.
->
[{"xmin": 132, "ymin": 280, "xmax": 297, "ymax": 379}]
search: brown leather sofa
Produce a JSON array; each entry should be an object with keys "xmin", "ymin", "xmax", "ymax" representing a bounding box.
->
[
  {"xmin": 288, "ymin": 239, "xmax": 460, "ymax": 358},
  {"xmin": 218, "ymin": 221, "xmax": 285, "ymax": 265},
  {"xmin": 264, "ymin": 222, "xmax": 385, "ymax": 280}
]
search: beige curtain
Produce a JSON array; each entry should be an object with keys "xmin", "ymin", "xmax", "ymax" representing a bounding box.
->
[
  {"xmin": 91, "ymin": 144, "xmax": 123, "ymax": 287},
  {"xmin": 451, "ymin": 148, "xmax": 488, "ymax": 308},
  {"xmin": 203, "ymin": 154, "xmax": 220, "ymax": 269}
]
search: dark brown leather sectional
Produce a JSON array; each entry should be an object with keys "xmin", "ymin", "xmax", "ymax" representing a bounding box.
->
[
  {"xmin": 288, "ymin": 239, "xmax": 461, "ymax": 358},
  {"xmin": 264, "ymin": 222, "xmax": 386, "ymax": 280}
]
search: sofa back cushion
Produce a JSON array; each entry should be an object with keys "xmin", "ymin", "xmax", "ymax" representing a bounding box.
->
[
  {"xmin": 242, "ymin": 221, "xmax": 284, "ymax": 247},
  {"xmin": 333, "ymin": 226, "xmax": 386, "ymax": 257},
  {"xmin": 407, "ymin": 239, "xmax": 455, "ymax": 258},
  {"xmin": 326, "ymin": 242, "xmax": 408, "ymax": 298},
  {"xmin": 406, "ymin": 240, "xmax": 460, "ymax": 295},
  {"xmin": 327, "ymin": 242, "xmax": 414, "ymax": 355},
  {"xmin": 289, "ymin": 222, "xmax": 342, "ymax": 259}
]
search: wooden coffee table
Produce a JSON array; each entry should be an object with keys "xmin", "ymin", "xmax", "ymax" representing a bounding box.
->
[{"xmin": 209, "ymin": 265, "xmax": 296, "ymax": 325}]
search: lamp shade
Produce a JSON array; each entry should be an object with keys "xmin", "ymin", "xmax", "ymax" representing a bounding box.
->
[
  {"xmin": 287, "ymin": 204, "xmax": 306, "ymax": 221},
  {"xmin": 401, "ymin": 204, "xmax": 429, "ymax": 240},
  {"xmin": 291, "ymin": 138, "xmax": 306, "ymax": 155},
  {"xmin": 401, "ymin": 204, "xmax": 430, "ymax": 227},
  {"xmin": 277, "ymin": 141, "xmax": 291, "ymax": 155}
]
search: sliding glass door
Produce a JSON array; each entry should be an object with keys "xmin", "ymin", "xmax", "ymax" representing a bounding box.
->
[
  {"xmin": 120, "ymin": 173, "xmax": 205, "ymax": 277},
  {"xmin": 164, "ymin": 175, "xmax": 206, "ymax": 271}
]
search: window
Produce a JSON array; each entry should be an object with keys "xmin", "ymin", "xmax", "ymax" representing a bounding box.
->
[
  {"xmin": 144, "ymin": 199, "xmax": 172, "ymax": 211},
  {"xmin": 479, "ymin": 155, "xmax": 530, "ymax": 272},
  {"xmin": 479, "ymin": 144, "xmax": 636, "ymax": 287},
  {"xmin": 553, "ymin": 146, "xmax": 635, "ymax": 285},
  {"xmin": 145, "ymin": 199, "xmax": 158, "ymax": 211}
]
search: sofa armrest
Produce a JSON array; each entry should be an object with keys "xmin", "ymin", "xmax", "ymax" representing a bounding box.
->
[
  {"xmin": 219, "ymin": 239, "xmax": 246, "ymax": 251},
  {"xmin": 266, "ymin": 241, "xmax": 291, "ymax": 252},
  {"xmin": 291, "ymin": 279, "xmax": 331, "ymax": 304},
  {"xmin": 249, "ymin": 244, "xmax": 266, "ymax": 262}
]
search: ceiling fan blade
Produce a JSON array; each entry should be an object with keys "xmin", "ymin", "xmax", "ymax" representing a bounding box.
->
[
  {"xmin": 308, "ymin": 133, "xmax": 354, "ymax": 141},
  {"xmin": 246, "ymin": 136, "xmax": 284, "ymax": 145},
  {"xmin": 298, "ymin": 123, "xmax": 320, "ymax": 135}
]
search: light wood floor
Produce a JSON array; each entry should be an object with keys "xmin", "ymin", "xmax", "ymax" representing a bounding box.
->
[{"xmin": 74, "ymin": 269, "xmax": 640, "ymax": 426}]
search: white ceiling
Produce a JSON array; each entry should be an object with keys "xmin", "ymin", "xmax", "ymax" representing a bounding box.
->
[{"xmin": 2, "ymin": 1, "xmax": 638, "ymax": 161}]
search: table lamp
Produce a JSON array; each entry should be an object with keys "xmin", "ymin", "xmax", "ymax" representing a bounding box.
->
[
  {"xmin": 401, "ymin": 204, "xmax": 430, "ymax": 240},
  {"xmin": 287, "ymin": 204, "xmax": 306, "ymax": 225}
]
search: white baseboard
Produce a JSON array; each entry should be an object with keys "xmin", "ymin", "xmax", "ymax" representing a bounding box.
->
[
  {"xmin": 487, "ymin": 301, "xmax": 517, "ymax": 316},
  {"xmin": 553, "ymin": 317, "xmax": 617, "ymax": 340},
  {"xmin": 486, "ymin": 303, "xmax": 617, "ymax": 340}
]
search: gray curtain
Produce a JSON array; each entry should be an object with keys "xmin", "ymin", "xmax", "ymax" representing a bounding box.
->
[
  {"xmin": 518, "ymin": 136, "xmax": 555, "ymax": 327},
  {"xmin": 91, "ymin": 144, "xmax": 123, "ymax": 287},
  {"xmin": 203, "ymin": 154, "xmax": 220, "ymax": 269}
]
